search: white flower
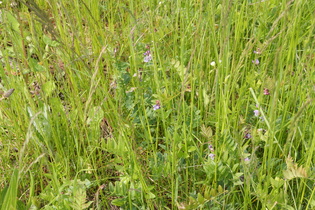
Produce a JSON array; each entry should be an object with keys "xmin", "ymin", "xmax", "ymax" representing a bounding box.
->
[{"xmin": 210, "ymin": 61, "xmax": 216, "ymax": 67}]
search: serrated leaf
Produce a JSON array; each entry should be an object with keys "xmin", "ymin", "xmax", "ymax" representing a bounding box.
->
[
  {"xmin": 201, "ymin": 124, "xmax": 213, "ymax": 139},
  {"xmin": 283, "ymin": 157, "xmax": 308, "ymax": 180},
  {"xmin": 270, "ymin": 177, "xmax": 284, "ymax": 188}
]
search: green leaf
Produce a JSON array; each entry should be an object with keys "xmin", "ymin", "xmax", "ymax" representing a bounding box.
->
[
  {"xmin": 1, "ymin": 169, "xmax": 19, "ymax": 210},
  {"xmin": 0, "ymin": 187, "xmax": 8, "ymax": 208},
  {"xmin": 5, "ymin": 12, "xmax": 20, "ymax": 32},
  {"xmin": 111, "ymin": 197, "xmax": 127, "ymax": 206},
  {"xmin": 42, "ymin": 81, "xmax": 56, "ymax": 96},
  {"xmin": 146, "ymin": 192, "xmax": 156, "ymax": 199},
  {"xmin": 197, "ymin": 193, "xmax": 205, "ymax": 204},
  {"xmin": 188, "ymin": 146, "xmax": 197, "ymax": 152},
  {"xmin": 43, "ymin": 35, "xmax": 60, "ymax": 47},
  {"xmin": 270, "ymin": 177, "xmax": 284, "ymax": 188}
]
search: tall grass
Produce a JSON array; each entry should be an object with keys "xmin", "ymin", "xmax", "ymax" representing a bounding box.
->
[{"xmin": 0, "ymin": 0, "xmax": 315, "ymax": 209}]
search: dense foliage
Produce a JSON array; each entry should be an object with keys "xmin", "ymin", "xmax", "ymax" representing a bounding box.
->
[{"xmin": 0, "ymin": 0, "xmax": 315, "ymax": 209}]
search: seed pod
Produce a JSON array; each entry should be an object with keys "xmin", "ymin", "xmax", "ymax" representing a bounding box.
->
[{"xmin": 3, "ymin": 88, "xmax": 15, "ymax": 98}]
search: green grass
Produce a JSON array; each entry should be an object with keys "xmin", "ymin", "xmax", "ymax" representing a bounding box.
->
[{"xmin": 0, "ymin": 0, "xmax": 315, "ymax": 209}]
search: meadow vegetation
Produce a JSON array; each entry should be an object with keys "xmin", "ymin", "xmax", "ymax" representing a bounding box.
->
[{"xmin": 0, "ymin": 0, "xmax": 315, "ymax": 209}]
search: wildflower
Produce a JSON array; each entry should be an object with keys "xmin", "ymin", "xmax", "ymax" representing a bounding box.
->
[
  {"xmin": 209, "ymin": 153, "xmax": 215, "ymax": 160},
  {"xmin": 133, "ymin": 69, "xmax": 143, "ymax": 80},
  {"xmin": 144, "ymin": 50, "xmax": 151, "ymax": 56},
  {"xmin": 153, "ymin": 100, "xmax": 161, "ymax": 110},
  {"xmin": 10, "ymin": 2, "xmax": 18, "ymax": 7},
  {"xmin": 208, "ymin": 144, "xmax": 214, "ymax": 152},
  {"xmin": 263, "ymin": 88, "xmax": 270, "ymax": 95},
  {"xmin": 210, "ymin": 61, "xmax": 216, "ymax": 67},
  {"xmin": 144, "ymin": 55, "xmax": 152, "ymax": 63},
  {"xmin": 253, "ymin": 110, "xmax": 260, "ymax": 117},
  {"xmin": 254, "ymin": 48, "xmax": 262, "ymax": 54},
  {"xmin": 110, "ymin": 81, "xmax": 117, "ymax": 89},
  {"xmin": 244, "ymin": 133, "xmax": 252, "ymax": 139},
  {"xmin": 257, "ymin": 128, "xmax": 266, "ymax": 134},
  {"xmin": 252, "ymin": 59, "xmax": 259, "ymax": 65},
  {"xmin": 244, "ymin": 157, "xmax": 250, "ymax": 162},
  {"xmin": 144, "ymin": 50, "xmax": 152, "ymax": 63}
]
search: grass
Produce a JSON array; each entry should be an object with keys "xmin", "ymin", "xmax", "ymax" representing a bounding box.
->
[{"xmin": 0, "ymin": 0, "xmax": 315, "ymax": 209}]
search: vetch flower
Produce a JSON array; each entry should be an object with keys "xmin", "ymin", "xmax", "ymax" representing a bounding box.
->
[
  {"xmin": 153, "ymin": 100, "xmax": 161, "ymax": 110},
  {"xmin": 209, "ymin": 153, "xmax": 215, "ymax": 160},
  {"xmin": 263, "ymin": 88, "xmax": 270, "ymax": 95},
  {"xmin": 144, "ymin": 50, "xmax": 152, "ymax": 63},
  {"xmin": 244, "ymin": 133, "xmax": 252, "ymax": 139},
  {"xmin": 252, "ymin": 59, "xmax": 259, "ymax": 65},
  {"xmin": 254, "ymin": 48, "xmax": 262, "ymax": 54},
  {"xmin": 144, "ymin": 50, "xmax": 151, "ymax": 56},
  {"xmin": 244, "ymin": 157, "xmax": 250, "ymax": 162},
  {"xmin": 208, "ymin": 144, "xmax": 214, "ymax": 152},
  {"xmin": 253, "ymin": 110, "xmax": 260, "ymax": 117},
  {"xmin": 144, "ymin": 55, "xmax": 152, "ymax": 63}
]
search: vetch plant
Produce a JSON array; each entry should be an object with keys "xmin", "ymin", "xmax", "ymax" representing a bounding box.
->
[{"xmin": 1, "ymin": 0, "xmax": 315, "ymax": 209}]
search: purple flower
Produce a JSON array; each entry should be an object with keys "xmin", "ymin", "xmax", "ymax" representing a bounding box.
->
[
  {"xmin": 144, "ymin": 50, "xmax": 152, "ymax": 62},
  {"xmin": 153, "ymin": 100, "xmax": 160, "ymax": 110},
  {"xmin": 252, "ymin": 59, "xmax": 259, "ymax": 65},
  {"xmin": 244, "ymin": 157, "xmax": 250, "ymax": 162},
  {"xmin": 244, "ymin": 133, "xmax": 252, "ymax": 139},
  {"xmin": 263, "ymin": 88, "xmax": 270, "ymax": 95},
  {"xmin": 144, "ymin": 50, "xmax": 151, "ymax": 56},
  {"xmin": 153, "ymin": 104, "xmax": 160, "ymax": 110},
  {"xmin": 209, "ymin": 153, "xmax": 215, "ymax": 160},
  {"xmin": 144, "ymin": 55, "xmax": 152, "ymax": 62},
  {"xmin": 253, "ymin": 110, "xmax": 260, "ymax": 117},
  {"xmin": 208, "ymin": 144, "xmax": 214, "ymax": 152}
]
